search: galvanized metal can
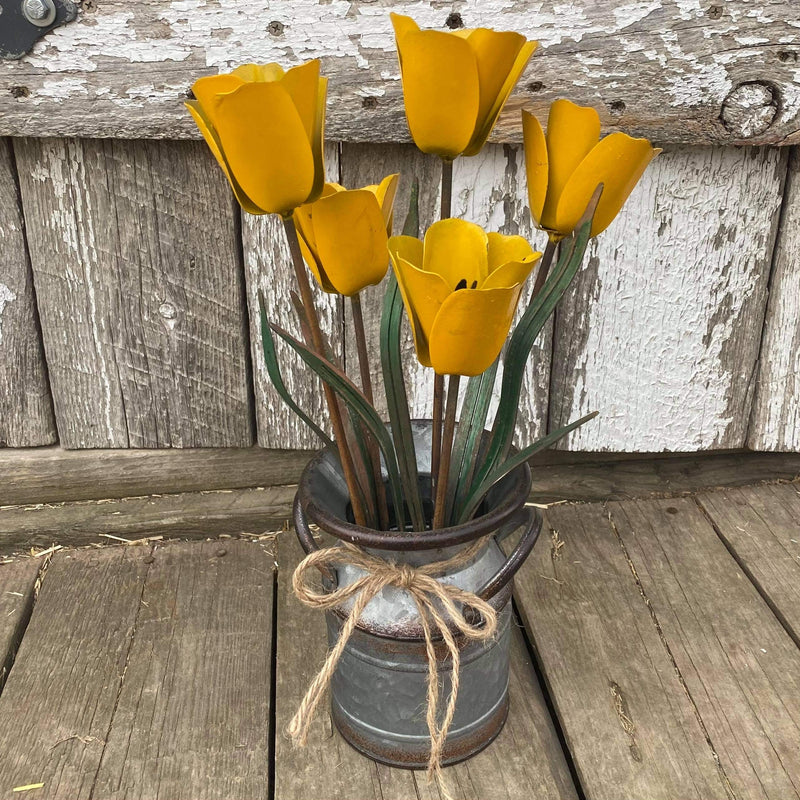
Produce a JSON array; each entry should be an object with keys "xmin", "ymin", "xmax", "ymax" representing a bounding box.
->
[{"xmin": 294, "ymin": 421, "xmax": 541, "ymax": 768}]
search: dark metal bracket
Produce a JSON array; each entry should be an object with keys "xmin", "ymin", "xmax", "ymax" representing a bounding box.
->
[{"xmin": 1, "ymin": 0, "xmax": 78, "ymax": 60}]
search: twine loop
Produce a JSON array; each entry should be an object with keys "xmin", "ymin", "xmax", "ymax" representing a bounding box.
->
[{"xmin": 288, "ymin": 535, "xmax": 498, "ymax": 797}]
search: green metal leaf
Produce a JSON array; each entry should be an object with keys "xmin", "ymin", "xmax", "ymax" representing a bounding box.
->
[
  {"xmin": 257, "ymin": 292, "xmax": 333, "ymax": 448},
  {"xmin": 270, "ymin": 322, "xmax": 408, "ymax": 532},
  {"xmin": 458, "ymin": 411, "xmax": 599, "ymax": 524},
  {"xmin": 401, "ymin": 177, "xmax": 420, "ymax": 238}
]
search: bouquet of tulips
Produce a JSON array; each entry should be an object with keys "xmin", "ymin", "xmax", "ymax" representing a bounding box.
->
[{"xmin": 186, "ymin": 14, "xmax": 658, "ymax": 533}]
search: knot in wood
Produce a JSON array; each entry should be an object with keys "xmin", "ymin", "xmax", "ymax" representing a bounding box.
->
[{"xmin": 720, "ymin": 81, "xmax": 779, "ymax": 139}]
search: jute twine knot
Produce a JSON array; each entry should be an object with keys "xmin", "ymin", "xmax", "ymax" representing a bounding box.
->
[{"xmin": 288, "ymin": 535, "xmax": 498, "ymax": 799}]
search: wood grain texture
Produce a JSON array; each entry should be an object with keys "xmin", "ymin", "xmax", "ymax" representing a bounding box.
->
[
  {"xmin": 274, "ymin": 531, "xmax": 578, "ymax": 800},
  {"xmin": 0, "ymin": 138, "xmax": 56, "ymax": 447},
  {"xmin": 0, "ymin": 547, "xmax": 151, "ymax": 798},
  {"xmin": 514, "ymin": 503, "xmax": 731, "ymax": 800},
  {"xmin": 242, "ymin": 144, "xmax": 342, "ymax": 449},
  {"xmin": 696, "ymin": 482, "xmax": 800, "ymax": 645},
  {"xmin": 749, "ymin": 147, "xmax": 800, "ymax": 450},
  {"xmin": 0, "ymin": 557, "xmax": 39, "ymax": 691},
  {"xmin": 91, "ymin": 540, "xmax": 273, "ymax": 800},
  {"xmin": 1, "ymin": 1, "xmax": 799, "ymax": 145},
  {"xmin": 14, "ymin": 137, "xmax": 253, "ymax": 449},
  {"xmin": 0, "ymin": 486, "xmax": 295, "ymax": 552},
  {"xmin": 1, "ymin": 445, "xmax": 310, "ymax": 505},
  {"xmin": 610, "ymin": 496, "xmax": 800, "ymax": 800},
  {"xmin": 550, "ymin": 146, "xmax": 787, "ymax": 452}
]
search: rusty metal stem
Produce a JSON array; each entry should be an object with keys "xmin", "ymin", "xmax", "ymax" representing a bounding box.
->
[
  {"xmin": 531, "ymin": 237, "xmax": 558, "ymax": 298},
  {"xmin": 282, "ymin": 215, "xmax": 368, "ymax": 527},
  {"xmin": 433, "ymin": 374, "xmax": 460, "ymax": 529},
  {"xmin": 351, "ymin": 292, "xmax": 390, "ymax": 530}
]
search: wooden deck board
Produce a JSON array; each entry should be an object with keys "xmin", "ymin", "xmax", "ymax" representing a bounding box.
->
[
  {"xmin": 0, "ymin": 558, "xmax": 39, "ymax": 691},
  {"xmin": 274, "ymin": 533, "xmax": 578, "ymax": 800},
  {"xmin": 609, "ymin": 496, "xmax": 800, "ymax": 800},
  {"xmin": 513, "ymin": 503, "xmax": 731, "ymax": 800}
]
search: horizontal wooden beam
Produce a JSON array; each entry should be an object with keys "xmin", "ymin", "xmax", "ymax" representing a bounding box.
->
[{"xmin": 0, "ymin": 1, "xmax": 797, "ymax": 145}]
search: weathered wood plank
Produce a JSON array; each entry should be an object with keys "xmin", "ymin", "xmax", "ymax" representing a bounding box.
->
[
  {"xmin": 513, "ymin": 503, "xmax": 731, "ymax": 800},
  {"xmin": 242, "ymin": 144, "xmax": 342, "ymax": 449},
  {"xmin": 1, "ymin": 1, "xmax": 798, "ymax": 146},
  {"xmin": 550, "ymin": 146, "xmax": 787, "ymax": 452},
  {"xmin": 1, "ymin": 445, "xmax": 310, "ymax": 506},
  {"xmin": 609, "ymin": 496, "xmax": 800, "ymax": 799},
  {"xmin": 14, "ymin": 137, "xmax": 253, "ymax": 449},
  {"xmin": 0, "ymin": 557, "xmax": 39, "ymax": 692},
  {"xmin": 91, "ymin": 540, "xmax": 273, "ymax": 800},
  {"xmin": 0, "ymin": 138, "xmax": 56, "ymax": 447},
  {"xmin": 696, "ymin": 482, "xmax": 800, "ymax": 645},
  {"xmin": 275, "ymin": 531, "xmax": 578, "ymax": 800},
  {"xmin": 749, "ymin": 147, "xmax": 800, "ymax": 451},
  {"xmin": 0, "ymin": 547, "xmax": 151, "ymax": 797},
  {"xmin": 0, "ymin": 485, "xmax": 295, "ymax": 552}
]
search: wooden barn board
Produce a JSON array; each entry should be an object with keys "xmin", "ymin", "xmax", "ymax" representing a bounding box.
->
[
  {"xmin": 274, "ymin": 532, "xmax": 578, "ymax": 800},
  {"xmin": 0, "ymin": 138, "xmax": 56, "ymax": 447},
  {"xmin": 0, "ymin": 557, "xmax": 39, "ymax": 691},
  {"xmin": 749, "ymin": 148, "xmax": 800, "ymax": 450},
  {"xmin": 550, "ymin": 145, "xmax": 787, "ymax": 452},
  {"xmin": 0, "ymin": 547, "xmax": 152, "ymax": 798},
  {"xmin": 696, "ymin": 482, "xmax": 800, "ymax": 645},
  {"xmin": 91, "ymin": 541, "xmax": 274, "ymax": 800},
  {"xmin": 242, "ymin": 144, "xmax": 342, "ymax": 449},
  {"xmin": 610, "ymin": 496, "xmax": 800, "ymax": 800},
  {"xmin": 513, "ymin": 503, "xmax": 731, "ymax": 800},
  {"xmin": 0, "ymin": 485, "xmax": 295, "ymax": 552},
  {"xmin": 1, "ymin": 1, "xmax": 799, "ymax": 146},
  {"xmin": 14, "ymin": 137, "xmax": 253, "ymax": 449}
]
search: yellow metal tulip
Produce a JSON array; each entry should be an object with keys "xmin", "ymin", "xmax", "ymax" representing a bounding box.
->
[
  {"xmin": 391, "ymin": 14, "xmax": 537, "ymax": 159},
  {"xmin": 293, "ymin": 175, "xmax": 399, "ymax": 297},
  {"xmin": 186, "ymin": 61, "xmax": 327, "ymax": 217},
  {"xmin": 389, "ymin": 219, "xmax": 541, "ymax": 376},
  {"xmin": 523, "ymin": 99, "xmax": 660, "ymax": 239}
]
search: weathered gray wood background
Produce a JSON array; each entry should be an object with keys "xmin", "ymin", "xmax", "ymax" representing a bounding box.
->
[{"xmin": 0, "ymin": 0, "xmax": 799, "ymax": 454}]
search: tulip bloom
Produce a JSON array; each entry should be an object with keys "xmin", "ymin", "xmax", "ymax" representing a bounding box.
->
[
  {"xmin": 389, "ymin": 219, "xmax": 540, "ymax": 376},
  {"xmin": 293, "ymin": 175, "xmax": 399, "ymax": 297},
  {"xmin": 186, "ymin": 61, "xmax": 327, "ymax": 217},
  {"xmin": 391, "ymin": 14, "xmax": 537, "ymax": 159},
  {"xmin": 523, "ymin": 99, "xmax": 660, "ymax": 239}
]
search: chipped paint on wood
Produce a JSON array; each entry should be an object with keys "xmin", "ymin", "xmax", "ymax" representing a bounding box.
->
[
  {"xmin": 0, "ymin": 283, "xmax": 16, "ymax": 346},
  {"xmin": 0, "ymin": 0, "xmax": 798, "ymax": 144}
]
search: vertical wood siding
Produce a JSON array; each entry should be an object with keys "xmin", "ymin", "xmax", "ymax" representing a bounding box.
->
[
  {"xmin": 0, "ymin": 139, "xmax": 56, "ymax": 447},
  {"xmin": 14, "ymin": 138, "xmax": 253, "ymax": 448}
]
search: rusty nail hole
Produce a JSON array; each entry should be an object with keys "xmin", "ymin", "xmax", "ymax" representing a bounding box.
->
[
  {"xmin": 362, "ymin": 96, "xmax": 378, "ymax": 109},
  {"xmin": 143, "ymin": 555, "xmax": 155, "ymax": 564},
  {"xmin": 215, "ymin": 547, "xmax": 227, "ymax": 557},
  {"xmin": 10, "ymin": 86, "xmax": 30, "ymax": 98},
  {"xmin": 708, "ymin": 4, "xmax": 723, "ymax": 18},
  {"xmin": 185, "ymin": 87, "xmax": 195, "ymax": 100},
  {"xmin": 268, "ymin": 20, "xmax": 284, "ymax": 36},
  {"xmin": 527, "ymin": 81, "xmax": 544, "ymax": 93},
  {"xmin": 445, "ymin": 12, "xmax": 464, "ymax": 29},
  {"xmin": 609, "ymin": 99, "xmax": 626, "ymax": 115},
  {"xmin": 665, "ymin": 506, "xmax": 679, "ymax": 515},
  {"xmin": 778, "ymin": 50, "xmax": 798, "ymax": 63}
]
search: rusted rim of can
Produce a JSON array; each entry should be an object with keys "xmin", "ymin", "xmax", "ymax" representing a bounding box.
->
[{"xmin": 297, "ymin": 447, "xmax": 531, "ymax": 552}]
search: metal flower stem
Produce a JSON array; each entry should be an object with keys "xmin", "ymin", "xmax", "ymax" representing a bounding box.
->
[
  {"xmin": 432, "ymin": 157, "xmax": 454, "ymax": 502},
  {"xmin": 351, "ymin": 292, "xmax": 390, "ymax": 530},
  {"xmin": 433, "ymin": 373, "xmax": 460, "ymax": 529},
  {"xmin": 531, "ymin": 237, "xmax": 558, "ymax": 298},
  {"xmin": 282, "ymin": 216, "xmax": 369, "ymax": 527}
]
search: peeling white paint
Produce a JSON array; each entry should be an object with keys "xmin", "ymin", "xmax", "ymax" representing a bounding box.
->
[
  {"xmin": 0, "ymin": 283, "xmax": 16, "ymax": 346},
  {"xmin": 612, "ymin": 0, "xmax": 662, "ymax": 30}
]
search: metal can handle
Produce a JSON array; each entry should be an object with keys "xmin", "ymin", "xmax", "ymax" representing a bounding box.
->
[{"xmin": 294, "ymin": 495, "xmax": 321, "ymax": 555}]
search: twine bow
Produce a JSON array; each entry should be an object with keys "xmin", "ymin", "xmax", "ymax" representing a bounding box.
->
[{"xmin": 288, "ymin": 536, "xmax": 498, "ymax": 796}]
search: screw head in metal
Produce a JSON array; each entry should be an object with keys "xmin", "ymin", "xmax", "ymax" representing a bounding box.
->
[{"xmin": 22, "ymin": 0, "xmax": 57, "ymax": 27}]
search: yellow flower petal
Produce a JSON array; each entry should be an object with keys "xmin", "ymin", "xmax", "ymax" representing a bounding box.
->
[
  {"xmin": 231, "ymin": 63, "xmax": 285, "ymax": 82},
  {"xmin": 280, "ymin": 61, "xmax": 321, "ymax": 145},
  {"xmin": 388, "ymin": 234, "xmax": 423, "ymax": 268},
  {"xmin": 423, "ymin": 218, "xmax": 489, "ymax": 289},
  {"xmin": 311, "ymin": 189, "xmax": 390, "ymax": 296},
  {"xmin": 209, "ymin": 82, "xmax": 315, "ymax": 217},
  {"xmin": 309, "ymin": 76, "xmax": 328, "ymax": 203},
  {"xmin": 185, "ymin": 101, "xmax": 266, "ymax": 215},
  {"xmin": 429, "ymin": 285, "xmax": 522, "ymax": 376},
  {"xmin": 486, "ymin": 232, "xmax": 535, "ymax": 272},
  {"xmin": 390, "ymin": 12, "xmax": 419, "ymax": 42},
  {"xmin": 392, "ymin": 24, "xmax": 480, "ymax": 158},
  {"xmin": 541, "ymin": 99, "xmax": 600, "ymax": 230},
  {"xmin": 390, "ymin": 252, "xmax": 451, "ymax": 368},
  {"xmin": 370, "ymin": 173, "xmax": 400, "ymax": 234},
  {"xmin": 522, "ymin": 110, "xmax": 548, "ymax": 226},
  {"xmin": 480, "ymin": 254, "xmax": 539, "ymax": 290},
  {"xmin": 464, "ymin": 32, "xmax": 537, "ymax": 156},
  {"xmin": 556, "ymin": 132, "xmax": 658, "ymax": 237},
  {"xmin": 191, "ymin": 73, "xmax": 244, "ymax": 111}
]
